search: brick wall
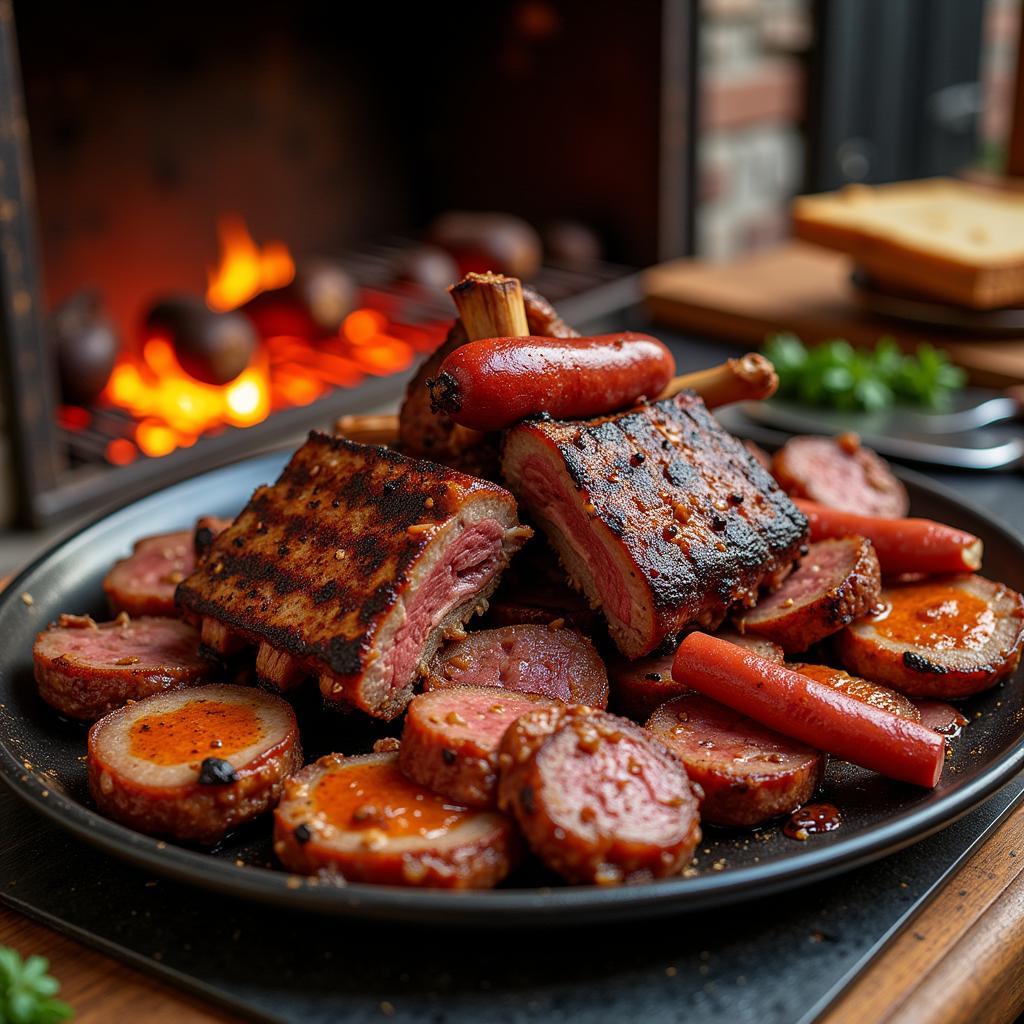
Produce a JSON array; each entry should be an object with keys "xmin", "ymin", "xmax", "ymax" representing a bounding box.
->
[
  {"xmin": 696, "ymin": 0, "xmax": 811, "ymax": 260},
  {"xmin": 980, "ymin": 0, "xmax": 1021, "ymax": 164}
]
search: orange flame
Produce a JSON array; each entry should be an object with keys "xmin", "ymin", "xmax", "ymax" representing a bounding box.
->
[
  {"xmin": 206, "ymin": 215, "xmax": 295, "ymax": 311},
  {"xmin": 83, "ymin": 219, "xmax": 451, "ymax": 465}
]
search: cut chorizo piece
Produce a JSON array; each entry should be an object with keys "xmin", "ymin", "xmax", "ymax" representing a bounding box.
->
[
  {"xmin": 646, "ymin": 695, "xmax": 825, "ymax": 828},
  {"xmin": 399, "ymin": 685, "xmax": 557, "ymax": 807},
  {"xmin": 609, "ymin": 631, "xmax": 783, "ymax": 721},
  {"xmin": 102, "ymin": 517, "xmax": 230, "ymax": 617},
  {"xmin": 497, "ymin": 706, "xmax": 702, "ymax": 884},
  {"xmin": 736, "ymin": 536, "xmax": 882, "ymax": 653},
  {"xmin": 33, "ymin": 613, "xmax": 211, "ymax": 721},
  {"xmin": 273, "ymin": 751, "xmax": 519, "ymax": 888},
  {"xmin": 836, "ymin": 575, "xmax": 1024, "ymax": 698},
  {"xmin": 789, "ymin": 664, "xmax": 921, "ymax": 722},
  {"xmin": 103, "ymin": 529, "xmax": 194, "ymax": 617},
  {"xmin": 87, "ymin": 683, "xmax": 301, "ymax": 844},
  {"xmin": 771, "ymin": 433, "xmax": 910, "ymax": 519},
  {"xmin": 425, "ymin": 625, "xmax": 609, "ymax": 708}
]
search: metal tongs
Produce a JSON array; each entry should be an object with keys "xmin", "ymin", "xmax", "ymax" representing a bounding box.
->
[{"xmin": 721, "ymin": 388, "xmax": 1024, "ymax": 470}]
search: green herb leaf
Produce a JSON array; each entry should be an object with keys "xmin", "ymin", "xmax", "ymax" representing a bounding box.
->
[
  {"xmin": 762, "ymin": 333, "xmax": 964, "ymax": 411},
  {"xmin": 0, "ymin": 948, "xmax": 73, "ymax": 1024}
]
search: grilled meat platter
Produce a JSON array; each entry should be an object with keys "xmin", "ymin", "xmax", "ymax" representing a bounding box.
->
[{"xmin": 24, "ymin": 272, "xmax": 1024, "ymax": 891}]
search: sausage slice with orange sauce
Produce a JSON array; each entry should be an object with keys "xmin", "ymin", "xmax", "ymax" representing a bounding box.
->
[
  {"xmin": 836, "ymin": 575, "xmax": 1024, "ymax": 698},
  {"xmin": 273, "ymin": 751, "xmax": 519, "ymax": 888},
  {"xmin": 88, "ymin": 683, "xmax": 301, "ymax": 844}
]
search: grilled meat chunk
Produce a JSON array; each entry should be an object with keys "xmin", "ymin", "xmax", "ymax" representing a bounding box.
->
[
  {"xmin": 501, "ymin": 392, "xmax": 808, "ymax": 658},
  {"xmin": 177, "ymin": 432, "xmax": 530, "ymax": 719},
  {"xmin": 398, "ymin": 286, "xmax": 578, "ymax": 474},
  {"xmin": 735, "ymin": 536, "xmax": 882, "ymax": 653}
]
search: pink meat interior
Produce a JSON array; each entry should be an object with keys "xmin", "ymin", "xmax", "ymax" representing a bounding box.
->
[
  {"xmin": 39, "ymin": 617, "xmax": 203, "ymax": 668},
  {"xmin": 519, "ymin": 455, "xmax": 632, "ymax": 627},
  {"xmin": 383, "ymin": 518, "xmax": 506, "ymax": 693}
]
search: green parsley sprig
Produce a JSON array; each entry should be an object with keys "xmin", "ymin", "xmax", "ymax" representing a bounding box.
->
[
  {"xmin": 763, "ymin": 333, "xmax": 965, "ymax": 412},
  {"xmin": 0, "ymin": 948, "xmax": 73, "ymax": 1024}
]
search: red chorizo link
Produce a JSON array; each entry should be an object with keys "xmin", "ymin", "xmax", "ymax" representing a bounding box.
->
[{"xmin": 427, "ymin": 333, "xmax": 676, "ymax": 431}]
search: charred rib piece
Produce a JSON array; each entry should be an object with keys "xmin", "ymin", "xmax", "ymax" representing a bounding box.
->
[
  {"xmin": 399, "ymin": 283, "xmax": 578, "ymax": 474},
  {"xmin": 177, "ymin": 432, "xmax": 530, "ymax": 719},
  {"xmin": 501, "ymin": 392, "xmax": 808, "ymax": 658}
]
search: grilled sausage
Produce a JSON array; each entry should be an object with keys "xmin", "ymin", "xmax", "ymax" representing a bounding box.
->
[
  {"xmin": 771, "ymin": 433, "xmax": 909, "ymax": 519},
  {"xmin": 795, "ymin": 500, "xmax": 982, "ymax": 576},
  {"xmin": 609, "ymin": 631, "xmax": 783, "ymax": 722},
  {"xmin": 34, "ymin": 613, "xmax": 211, "ymax": 721},
  {"xmin": 273, "ymin": 751, "xmax": 519, "ymax": 888},
  {"xmin": 103, "ymin": 529, "xmax": 195, "ymax": 617},
  {"xmin": 497, "ymin": 705, "xmax": 702, "ymax": 884},
  {"xmin": 426, "ymin": 625, "xmax": 609, "ymax": 708},
  {"xmin": 87, "ymin": 683, "xmax": 301, "ymax": 844},
  {"xmin": 399, "ymin": 685, "xmax": 557, "ymax": 807},
  {"xmin": 836, "ymin": 575, "xmax": 1024, "ymax": 697},
  {"xmin": 646, "ymin": 695, "xmax": 825, "ymax": 828},
  {"xmin": 789, "ymin": 664, "xmax": 921, "ymax": 721},
  {"xmin": 736, "ymin": 537, "xmax": 882, "ymax": 652},
  {"xmin": 428, "ymin": 333, "xmax": 675, "ymax": 431}
]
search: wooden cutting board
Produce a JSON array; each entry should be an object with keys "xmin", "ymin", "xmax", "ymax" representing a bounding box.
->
[{"xmin": 644, "ymin": 241, "xmax": 1024, "ymax": 387}]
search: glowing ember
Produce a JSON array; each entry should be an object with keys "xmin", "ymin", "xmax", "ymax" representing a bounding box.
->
[
  {"xmin": 69, "ymin": 219, "xmax": 449, "ymax": 464},
  {"xmin": 93, "ymin": 307, "xmax": 442, "ymax": 462},
  {"xmin": 206, "ymin": 216, "xmax": 295, "ymax": 311}
]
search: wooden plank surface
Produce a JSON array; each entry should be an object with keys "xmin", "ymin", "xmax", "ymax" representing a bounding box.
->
[
  {"xmin": 820, "ymin": 800, "xmax": 1024, "ymax": 1024},
  {"xmin": 0, "ymin": 907, "xmax": 240, "ymax": 1022},
  {"xmin": 644, "ymin": 242, "xmax": 1024, "ymax": 386}
]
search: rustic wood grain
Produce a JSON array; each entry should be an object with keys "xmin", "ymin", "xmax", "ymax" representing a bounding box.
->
[
  {"xmin": 644, "ymin": 242, "xmax": 1024, "ymax": 387},
  {"xmin": 820, "ymin": 801, "xmax": 1024, "ymax": 1024},
  {"xmin": 0, "ymin": 906, "xmax": 241, "ymax": 1022}
]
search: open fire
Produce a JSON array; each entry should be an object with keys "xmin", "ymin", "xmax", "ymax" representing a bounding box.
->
[{"xmin": 61, "ymin": 219, "xmax": 447, "ymax": 465}]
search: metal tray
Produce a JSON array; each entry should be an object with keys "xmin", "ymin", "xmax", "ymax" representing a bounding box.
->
[{"xmin": 2, "ymin": 452, "xmax": 1023, "ymax": 925}]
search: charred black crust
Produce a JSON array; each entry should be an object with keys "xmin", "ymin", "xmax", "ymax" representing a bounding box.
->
[
  {"xmin": 198, "ymin": 757, "xmax": 240, "ymax": 785},
  {"xmin": 903, "ymin": 650, "xmax": 948, "ymax": 675},
  {"xmin": 427, "ymin": 371, "xmax": 462, "ymax": 415},
  {"xmin": 176, "ymin": 432, "xmax": 518, "ymax": 683},
  {"xmin": 508, "ymin": 393, "xmax": 808, "ymax": 638}
]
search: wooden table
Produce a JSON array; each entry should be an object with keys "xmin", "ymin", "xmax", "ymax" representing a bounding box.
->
[{"xmin": 4, "ymin": 802, "xmax": 1024, "ymax": 1024}]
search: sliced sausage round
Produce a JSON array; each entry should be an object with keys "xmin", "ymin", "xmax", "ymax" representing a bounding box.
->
[
  {"xmin": 273, "ymin": 751, "xmax": 519, "ymax": 888},
  {"xmin": 609, "ymin": 631, "xmax": 783, "ymax": 722},
  {"xmin": 34, "ymin": 613, "xmax": 211, "ymax": 721},
  {"xmin": 736, "ymin": 536, "xmax": 882, "ymax": 653},
  {"xmin": 87, "ymin": 683, "xmax": 301, "ymax": 844},
  {"xmin": 790, "ymin": 663, "xmax": 921, "ymax": 722},
  {"xmin": 646, "ymin": 695, "xmax": 825, "ymax": 828},
  {"xmin": 771, "ymin": 433, "xmax": 909, "ymax": 519},
  {"xmin": 399, "ymin": 685, "xmax": 556, "ymax": 808},
  {"xmin": 836, "ymin": 574, "xmax": 1024, "ymax": 698},
  {"xmin": 497, "ymin": 706, "xmax": 702, "ymax": 884},
  {"xmin": 103, "ymin": 518, "xmax": 230, "ymax": 617},
  {"xmin": 426, "ymin": 624, "xmax": 609, "ymax": 707}
]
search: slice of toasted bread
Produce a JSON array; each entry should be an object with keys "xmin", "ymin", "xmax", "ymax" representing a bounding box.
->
[{"xmin": 792, "ymin": 178, "xmax": 1024, "ymax": 309}]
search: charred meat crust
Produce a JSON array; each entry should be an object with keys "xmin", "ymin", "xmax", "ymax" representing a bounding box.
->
[
  {"xmin": 502, "ymin": 391, "xmax": 808, "ymax": 656},
  {"xmin": 176, "ymin": 432, "xmax": 526, "ymax": 713}
]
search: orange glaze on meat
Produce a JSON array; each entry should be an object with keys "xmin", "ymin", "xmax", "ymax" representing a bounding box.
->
[
  {"xmin": 312, "ymin": 761, "xmax": 470, "ymax": 839},
  {"xmin": 128, "ymin": 701, "xmax": 264, "ymax": 765},
  {"xmin": 871, "ymin": 583, "xmax": 995, "ymax": 651}
]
